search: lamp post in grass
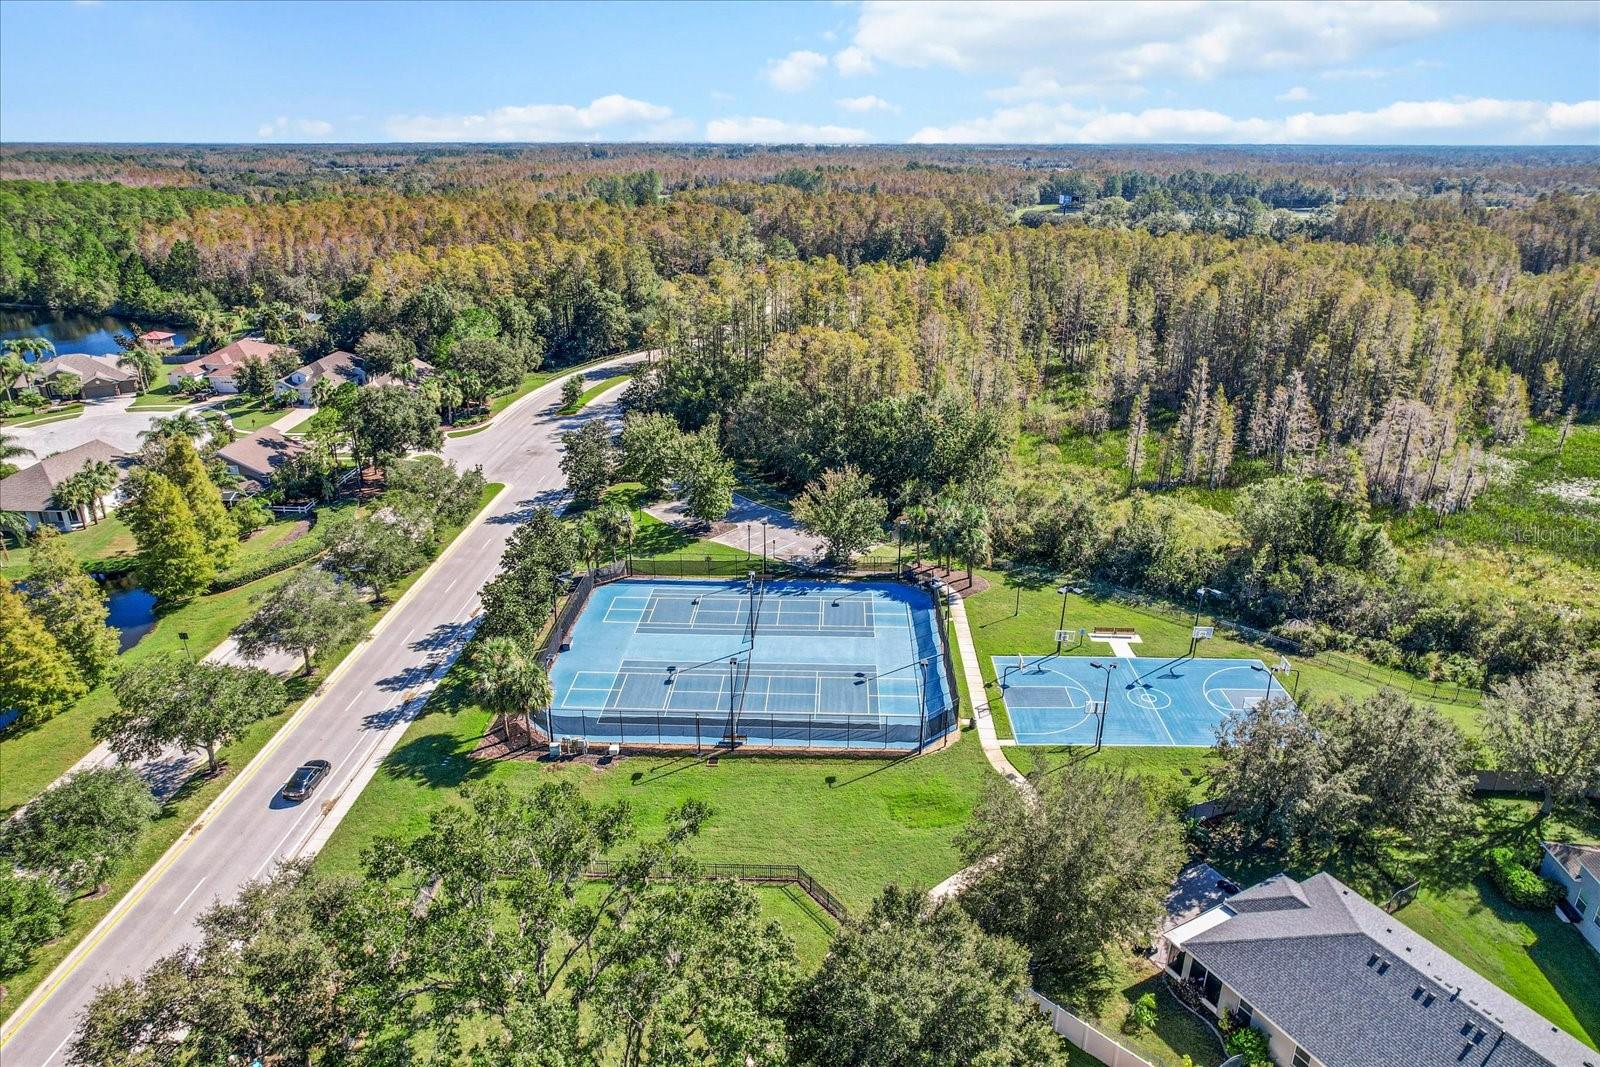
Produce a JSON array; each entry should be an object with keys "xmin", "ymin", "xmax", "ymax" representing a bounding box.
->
[
  {"xmin": 1055, "ymin": 580, "xmax": 1083, "ymax": 654},
  {"xmin": 1090, "ymin": 660, "xmax": 1118, "ymax": 752}
]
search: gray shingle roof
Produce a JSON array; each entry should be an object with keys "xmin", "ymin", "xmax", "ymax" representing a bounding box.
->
[
  {"xmin": 1182, "ymin": 873, "xmax": 1596, "ymax": 1067},
  {"xmin": 1544, "ymin": 842, "xmax": 1600, "ymax": 883},
  {"xmin": 0, "ymin": 439, "xmax": 129, "ymax": 513}
]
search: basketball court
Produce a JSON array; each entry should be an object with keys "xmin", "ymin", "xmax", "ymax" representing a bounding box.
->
[{"xmin": 991, "ymin": 654, "xmax": 1296, "ymax": 746}]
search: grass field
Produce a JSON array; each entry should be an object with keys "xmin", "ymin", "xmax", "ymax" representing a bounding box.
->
[
  {"xmin": 0, "ymin": 485, "xmax": 502, "ymax": 1010},
  {"xmin": 961, "ymin": 566, "xmax": 1481, "ymax": 741},
  {"xmin": 604, "ymin": 483, "xmax": 760, "ymax": 563}
]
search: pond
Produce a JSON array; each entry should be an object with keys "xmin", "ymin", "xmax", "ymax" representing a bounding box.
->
[
  {"xmin": 103, "ymin": 579, "xmax": 158, "ymax": 652},
  {"xmin": 0, "ymin": 309, "xmax": 187, "ymax": 359}
]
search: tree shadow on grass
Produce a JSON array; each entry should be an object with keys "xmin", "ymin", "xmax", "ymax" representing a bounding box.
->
[{"xmin": 377, "ymin": 729, "xmax": 492, "ymax": 790}]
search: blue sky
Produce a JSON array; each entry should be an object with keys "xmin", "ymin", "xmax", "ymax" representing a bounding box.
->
[{"xmin": 2, "ymin": 1, "xmax": 1597, "ymax": 144}]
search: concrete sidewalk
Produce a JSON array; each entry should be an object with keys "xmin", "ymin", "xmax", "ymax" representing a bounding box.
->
[{"xmin": 31, "ymin": 638, "xmax": 302, "ymax": 805}]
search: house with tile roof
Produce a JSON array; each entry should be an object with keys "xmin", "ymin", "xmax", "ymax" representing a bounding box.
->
[
  {"xmin": 0, "ymin": 439, "xmax": 131, "ymax": 532},
  {"xmin": 1160, "ymin": 871, "xmax": 1596, "ymax": 1067},
  {"xmin": 166, "ymin": 338, "xmax": 287, "ymax": 394},
  {"xmin": 1541, "ymin": 842, "xmax": 1600, "ymax": 955}
]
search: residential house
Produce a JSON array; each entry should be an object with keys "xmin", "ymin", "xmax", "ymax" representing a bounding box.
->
[
  {"xmin": 273, "ymin": 351, "xmax": 435, "ymax": 405},
  {"xmin": 0, "ymin": 439, "xmax": 131, "ymax": 532},
  {"xmin": 139, "ymin": 330, "xmax": 180, "ymax": 360},
  {"xmin": 166, "ymin": 338, "xmax": 287, "ymax": 394},
  {"xmin": 10, "ymin": 354, "xmax": 140, "ymax": 400},
  {"xmin": 1160, "ymin": 871, "xmax": 1595, "ymax": 1067},
  {"xmin": 216, "ymin": 427, "xmax": 307, "ymax": 492},
  {"xmin": 1541, "ymin": 842, "xmax": 1600, "ymax": 955},
  {"xmin": 274, "ymin": 349, "xmax": 365, "ymax": 405}
]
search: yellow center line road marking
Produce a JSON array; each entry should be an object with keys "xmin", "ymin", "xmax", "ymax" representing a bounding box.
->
[{"xmin": 1, "ymin": 485, "xmax": 510, "ymax": 1048}]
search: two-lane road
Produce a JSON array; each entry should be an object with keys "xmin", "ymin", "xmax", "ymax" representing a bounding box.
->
[{"xmin": 2, "ymin": 356, "xmax": 643, "ymax": 1065}]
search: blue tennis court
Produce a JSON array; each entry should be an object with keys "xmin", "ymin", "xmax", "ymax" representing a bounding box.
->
[
  {"xmin": 549, "ymin": 578, "xmax": 954, "ymax": 751},
  {"xmin": 992, "ymin": 654, "xmax": 1296, "ymax": 747}
]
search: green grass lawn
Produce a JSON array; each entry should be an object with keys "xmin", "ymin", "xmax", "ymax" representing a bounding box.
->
[
  {"xmin": 129, "ymin": 383, "xmax": 198, "ymax": 410},
  {"xmin": 603, "ymin": 483, "xmax": 760, "ymax": 564},
  {"xmin": 1, "ymin": 513, "xmax": 139, "ymax": 580},
  {"xmin": 559, "ymin": 373, "xmax": 633, "ymax": 414},
  {"xmin": 0, "ymin": 485, "xmax": 502, "ymax": 1010},
  {"xmin": 1, "ymin": 403, "xmax": 84, "ymax": 427},
  {"xmin": 0, "ymin": 566, "xmax": 305, "ymax": 815},
  {"xmin": 219, "ymin": 394, "xmax": 288, "ymax": 431}
]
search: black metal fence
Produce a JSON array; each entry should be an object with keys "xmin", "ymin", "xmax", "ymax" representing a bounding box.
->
[
  {"xmin": 583, "ymin": 858, "xmax": 849, "ymax": 921},
  {"xmin": 537, "ymin": 572, "xmax": 595, "ymax": 669}
]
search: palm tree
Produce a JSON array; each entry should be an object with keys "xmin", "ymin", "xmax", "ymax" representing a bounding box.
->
[
  {"xmin": 0, "ymin": 429, "xmax": 35, "ymax": 465},
  {"xmin": 200, "ymin": 410, "xmax": 236, "ymax": 447},
  {"xmin": 574, "ymin": 515, "xmax": 602, "ymax": 578},
  {"xmin": 140, "ymin": 410, "xmax": 209, "ymax": 444},
  {"xmin": 0, "ymin": 510, "xmax": 27, "ymax": 562},
  {"xmin": 78, "ymin": 458, "xmax": 119, "ymax": 521},
  {"xmin": 468, "ymin": 635, "xmax": 553, "ymax": 746},
  {"xmin": 51, "ymin": 471, "xmax": 95, "ymax": 529},
  {"xmin": 594, "ymin": 501, "xmax": 636, "ymax": 567},
  {"xmin": 2, "ymin": 337, "xmax": 54, "ymax": 403},
  {"xmin": 116, "ymin": 347, "xmax": 162, "ymax": 392}
]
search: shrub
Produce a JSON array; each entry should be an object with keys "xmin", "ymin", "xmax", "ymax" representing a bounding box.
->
[
  {"xmin": 1485, "ymin": 847, "xmax": 1565, "ymax": 910},
  {"xmin": 1122, "ymin": 991, "xmax": 1158, "ymax": 1035},
  {"xmin": 561, "ymin": 373, "xmax": 584, "ymax": 410},
  {"xmin": 1224, "ymin": 1024, "xmax": 1272, "ymax": 1066}
]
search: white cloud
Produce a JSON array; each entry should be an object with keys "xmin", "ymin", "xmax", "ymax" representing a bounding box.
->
[
  {"xmin": 256, "ymin": 116, "xmax": 335, "ymax": 140},
  {"xmin": 843, "ymin": 1, "xmax": 1593, "ymax": 88},
  {"xmin": 909, "ymin": 97, "xmax": 1600, "ymax": 145},
  {"xmin": 833, "ymin": 45, "xmax": 876, "ymax": 77},
  {"xmin": 836, "ymin": 94, "xmax": 899, "ymax": 113},
  {"xmin": 764, "ymin": 50, "xmax": 828, "ymax": 92},
  {"xmin": 1277, "ymin": 86, "xmax": 1315, "ymax": 102},
  {"xmin": 706, "ymin": 116, "xmax": 870, "ymax": 143},
  {"xmin": 386, "ymin": 95, "xmax": 689, "ymax": 142}
]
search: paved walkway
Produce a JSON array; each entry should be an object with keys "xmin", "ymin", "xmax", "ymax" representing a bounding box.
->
[
  {"xmin": 267, "ymin": 405, "xmax": 318, "ymax": 433},
  {"xmin": 946, "ymin": 595, "xmax": 1031, "ymax": 794}
]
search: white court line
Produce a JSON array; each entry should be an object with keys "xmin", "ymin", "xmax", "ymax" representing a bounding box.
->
[{"xmin": 173, "ymin": 877, "xmax": 207, "ymax": 915}]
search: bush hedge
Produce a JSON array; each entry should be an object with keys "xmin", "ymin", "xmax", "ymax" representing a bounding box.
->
[
  {"xmin": 1485, "ymin": 847, "xmax": 1565, "ymax": 910},
  {"xmin": 1223, "ymin": 1024, "xmax": 1271, "ymax": 1066},
  {"xmin": 209, "ymin": 537, "xmax": 326, "ymax": 592}
]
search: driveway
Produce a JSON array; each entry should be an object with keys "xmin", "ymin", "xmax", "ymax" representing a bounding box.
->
[{"xmin": 9, "ymin": 396, "xmax": 181, "ymax": 458}]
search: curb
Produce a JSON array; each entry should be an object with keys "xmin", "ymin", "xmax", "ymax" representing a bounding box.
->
[{"xmin": 0, "ymin": 485, "xmax": 508, "ymax": 1047}]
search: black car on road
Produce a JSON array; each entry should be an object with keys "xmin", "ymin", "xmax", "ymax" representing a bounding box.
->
[{"xmin": 281, "ymin": 760, "xmax": 331, "ymax": 802}]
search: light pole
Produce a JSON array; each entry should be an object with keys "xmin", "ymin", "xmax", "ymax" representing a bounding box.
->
[
  {"xmin": 1090, "ymin": 660, "xmax": 1118, "ymax": 751},
  {"xmin": 1251, "ymin": 663, "xmax": 1277, "ymax": 709},
  {"xmin": 761, "ymin": 520, "xmax": 769, "ymax": 577},
  {"xmin": 1190, "ymin": 586, "xmax": 1224, "ymax": 657},
  {"xmin": 1055, "ymin": 581, "xmax": 1082, "ymax": 654}
]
